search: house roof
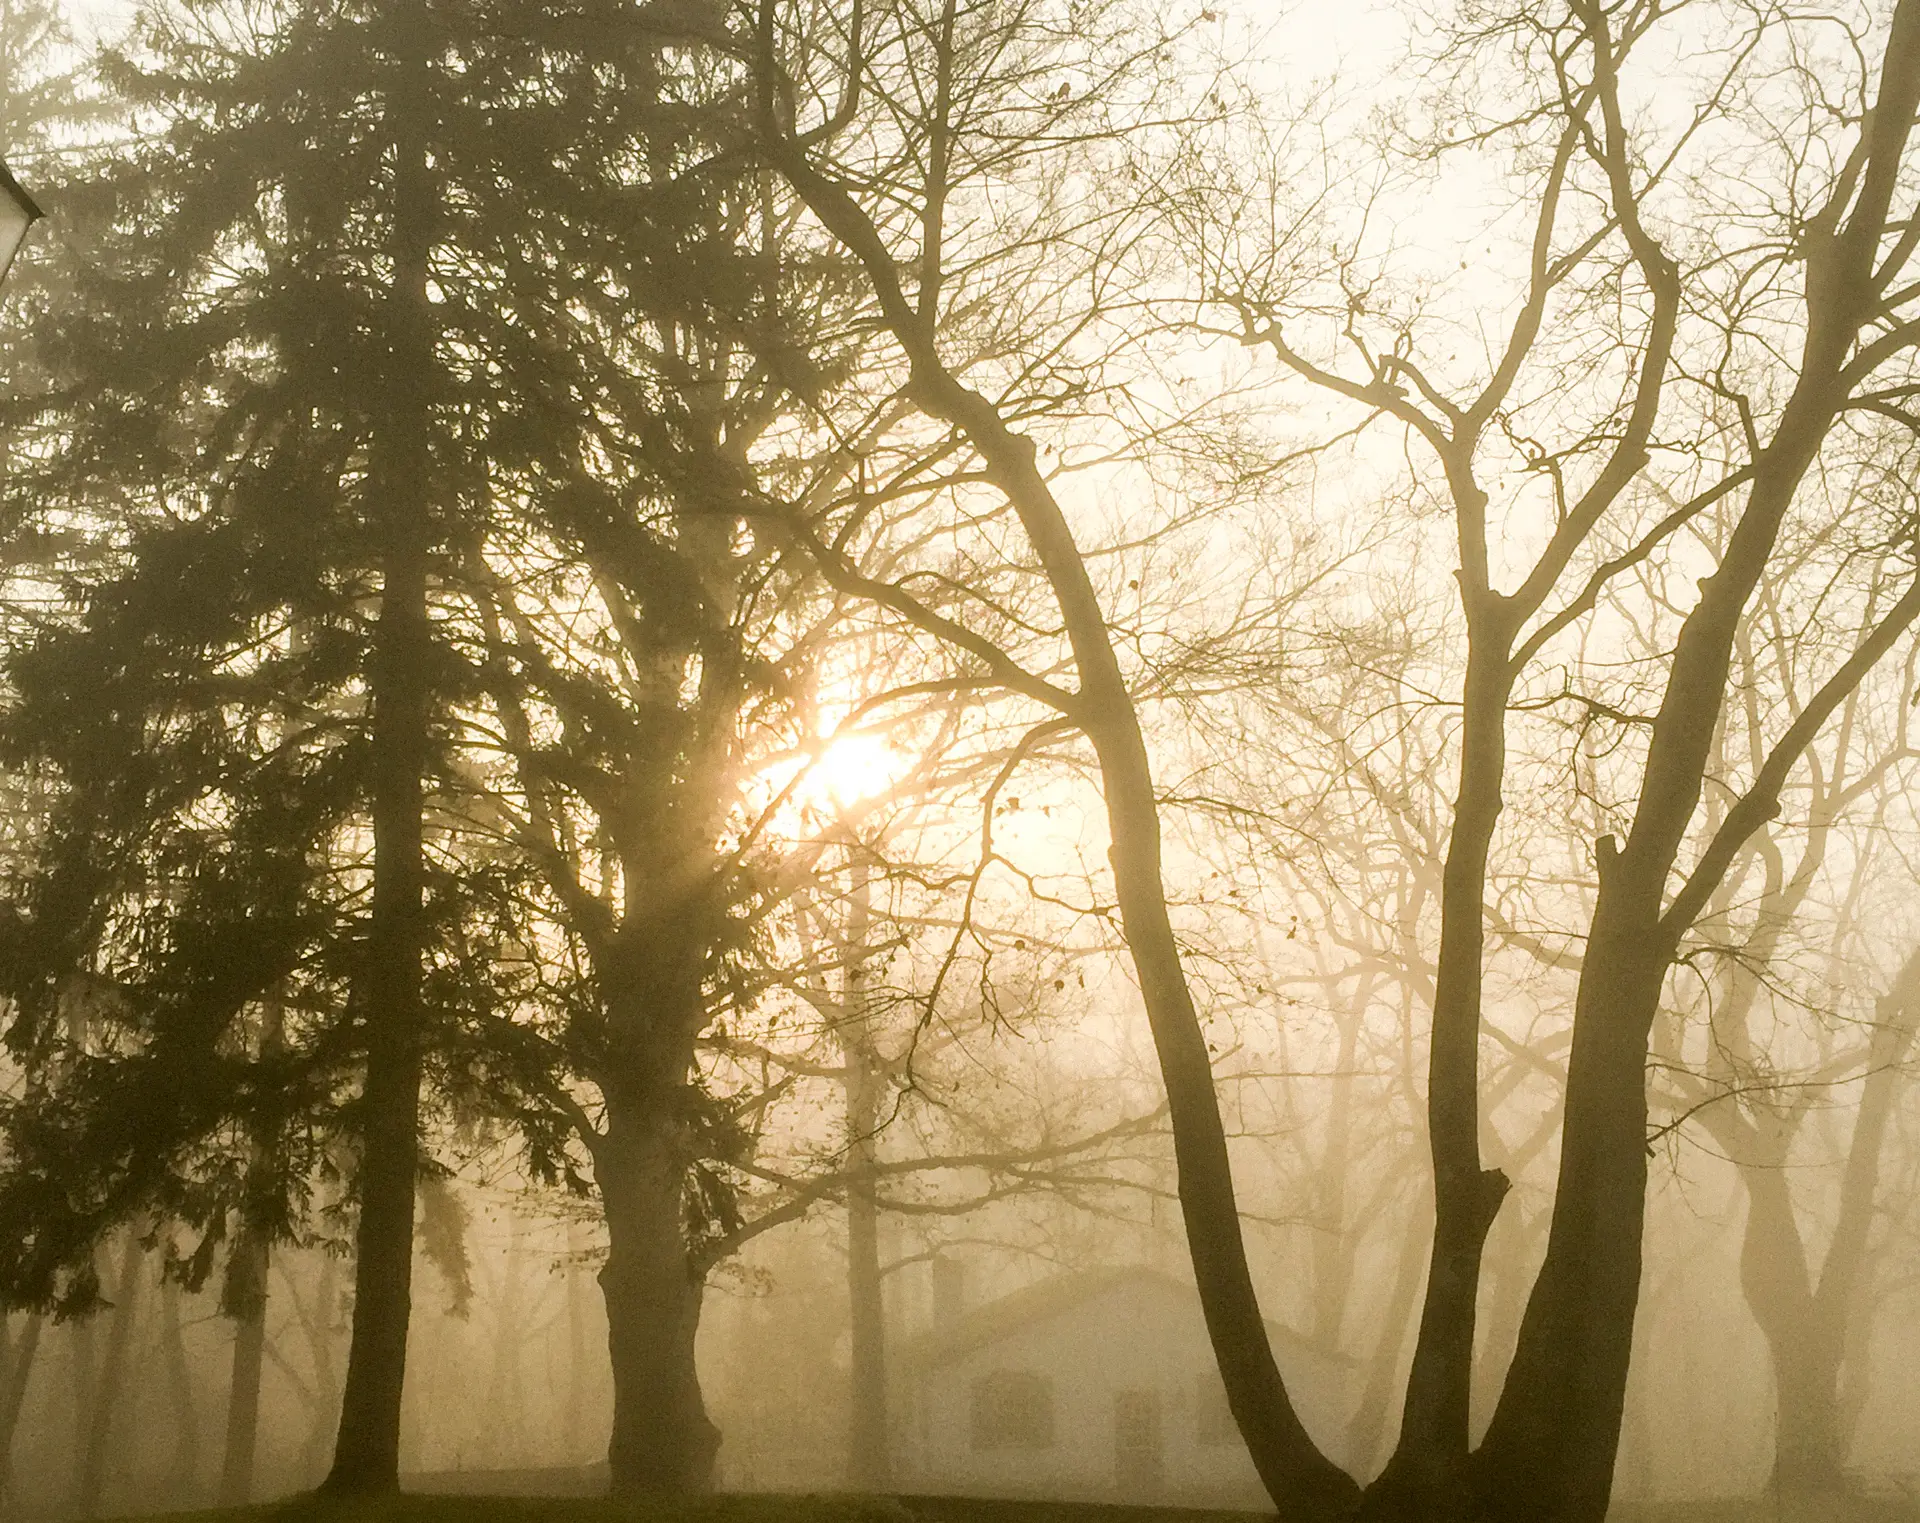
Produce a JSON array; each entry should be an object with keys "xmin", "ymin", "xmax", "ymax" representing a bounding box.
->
[{"xmin": 902, "ymin": 1263, "xmax": 1349, "ymax": 1372}]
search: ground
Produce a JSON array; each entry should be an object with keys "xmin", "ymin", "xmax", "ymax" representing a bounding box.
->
[{"xmin": 113, "ymin": 1490, "xmax": 1920, "ymax": 1523}]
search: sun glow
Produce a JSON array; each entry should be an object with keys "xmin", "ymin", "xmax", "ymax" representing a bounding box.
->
[{"xmin": 802, "ymin": 732, "xmax": 904, "ymax": 811}]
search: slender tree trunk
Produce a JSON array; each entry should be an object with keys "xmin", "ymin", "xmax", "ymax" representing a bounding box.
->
[
  {"xmin": 566, "ymin": 1223, "xmax": 591, "ymax": 1462},
  {"xmin": 162, "ymin": 1277, "xmax": 200, "ymax": 1500},
  {"xmin": 1310, "ymin": 1000, "xmax": 1365, "ymax": 1357},
  {"xmin": 1346, "ymin": 1191, "xmax": 1429, "ymax": 1480},
  {"xmin": 322, "ymin": 2, "xmax": 437, "ymax": 1490},
  {"xmin": 1371, "ymin": 634, "xmax": 1512, "ymax": 1518},
  {"xmin": 73, "ymin": 1234, "xmax": 143, "ymax": 1519},
  {"xmin": 759, "ymin": 116, "xmax": 1358, "ymax": 1514},
  {"xmin": 223, "ymin": 997, "xmax": 283, "ymax": 1505},
  {"xmin": 597, "ymin": 1102, "xmax": 720, "ymax": 1497},
  {"xmin": 481, "ymin": 1216, "xmax": 528, "ymax": 1466},
  {"xmin": 0, "ymin": 1312, "xmax": 44, "ymax": 1507},
  {"xmin": 920, "ymin": 356, "xmax": 1362, "ymax": 1520},
  {"xmin": 845, "ymin": 1165, "xmax": 888, "ymax": 1490},
  {"xmin": 843, "ymin": 862, "xmax": 890, "ymax": 1491},
  {"xmin": 220, "ymin": 1232, "xmax": 270, "ymax": 1505},
  {"xmin": 295, "ymin": 1253, "xmax": 343, "ymax": 1484}
]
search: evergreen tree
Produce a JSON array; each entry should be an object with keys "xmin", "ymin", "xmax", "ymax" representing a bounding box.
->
[{"xmin": 0, "ymin": 0, "xmax": 781, "ymax": 1495}]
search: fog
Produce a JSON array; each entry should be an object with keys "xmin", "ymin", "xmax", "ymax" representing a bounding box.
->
[{"xmin": 4, "ymin": 0, "xmax": 1920, "ymax": 1520}]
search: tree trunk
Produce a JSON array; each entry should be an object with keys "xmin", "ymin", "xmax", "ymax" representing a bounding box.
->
[
  {"xmin": 1740, "ymin": 947, "xmax": 1920, "ymax": 1495},
  {"xmin": 321, "ymin": 0, "xmax": 437, "ymax": 1494},
  {"xmin": 597, "ymin": 1106, "xmax": 720, "ymax": 1497},
  {"xmin": 845, "ymin": 1161, "xmax": 888, "ymax": 1491},
  {"xmin": 566, "ymin": 1222, "xmax": 591, "ymax": 1463},
  {"xmin": 1346, "ymin": 1190, "xmax": 1429, "ymax": 1480},
  {"xmin": 920, "ymin": 352, "xmax": 1361, "ymax": 1521},
  {"xmin": 842, "ymin": 863, "xmax": 892, "ymax": 1491},
  {"xmin": 220, "ymin": 1232, "xmax": 270, "ymax": 1505},
  {"xmin": 73, "ymin": 1233, "xmax": 143, "ymax": 1519},
  {"xmin": 0, "ymin": 1312, "xmax": 44, "ymax": 1506},
  {"xmin": 1471, "ymin": 17, "xmax": 1920, "ymax": 1507},
  {"xmin": 1371, "ymin": 632, "xmax": 1513, "ymax": 1518},
  {"xmin": 162, "ymin": 1276, "xmax": 200, "ymax": 1501},
  {"xmin": 759, "ymin": 127, "xmax": 1358, "ymax": 1514},
  {"xmin": 1472, "ymin": 919, "xmax": 1665, "ymax": 1523},
  {"xmin": 1739, "ymin": 1163, "xmax": 1844, "ymax": 1493}
]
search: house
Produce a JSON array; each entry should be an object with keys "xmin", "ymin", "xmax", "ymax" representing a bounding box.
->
[{"xmin": 896, "ymin": 1264, "xmax": 1344, "ymax": 1507}]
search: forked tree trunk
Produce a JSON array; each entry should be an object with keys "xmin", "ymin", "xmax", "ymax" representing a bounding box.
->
[
  {"xmin": 1740, "ymin": 1167, "xmax": 1845, "ymax": 1493},
  {"xmin": 1472, "ymin": 14, "xmax": 1920, "ymax": 1513},
  {"xmin": 597, "ymin": 1104, "xmax": 720, "ymax": 1497},
  {"xmin": 1740, "ymin": 947, "xmax": 1920, "ymax": 1494},
  {"xmin": 322, "ymin": 0, "xmax": 437, "ymax": 1494}
]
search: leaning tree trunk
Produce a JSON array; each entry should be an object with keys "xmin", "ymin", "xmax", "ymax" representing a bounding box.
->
[
  {"xmin": 596, "ymin": 1094, "xmax": 720, "ymax": 1498},
  {"xmin": 321, "ymin": 0, "xmax": 437, "ymax": 1494},
  {"xmin": 765, "ymin": 113, "xmax": 1359, "ymax": 1519}
]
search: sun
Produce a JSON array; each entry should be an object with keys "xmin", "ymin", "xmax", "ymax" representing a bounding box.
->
[{"xmin": 804, "ymin": 732, "xmax": 903, "ymax": 810}]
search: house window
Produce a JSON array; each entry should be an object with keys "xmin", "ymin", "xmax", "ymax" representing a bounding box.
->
[
  {"xmin": 1196, "ymin": 1373, "xmax": 1239, "ymax": 1446},
  {"xmin": 970, "ymin": 1369, "xmax": 1056, "ymax": 1450}
]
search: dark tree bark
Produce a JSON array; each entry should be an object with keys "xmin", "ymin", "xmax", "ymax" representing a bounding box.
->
[
  {"xmin": 222, "ymin": 997, "xmax": 283, "ymax": 1506},
  {"xmin": 1470, "ymin": 10, "xmax": 1920, "ymax": 1493},
  {"xmin": 321, "ymin": 0, "xmax": 438, "ymax": 1492},
  {"xmin": 757, "ymin": 74, "xmax": 1358, "ymax": 1510},
  {"xmin": 1370, "ymin": 632, "xmax": 1514, "ymax": 1516},
  {"xmin": 597, "ymin": 1077, "xmax": 721, "ymax": 1498}
]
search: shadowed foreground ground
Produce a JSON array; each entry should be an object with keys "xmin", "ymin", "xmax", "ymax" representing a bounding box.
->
[{"xmin": 107, "ymin": 1486, "xmax": 1920, "ymax": 1523}]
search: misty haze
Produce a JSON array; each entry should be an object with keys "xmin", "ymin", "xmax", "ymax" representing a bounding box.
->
[{"xmin": 1, "ymin": 2, "xmax": 1919, "ymax": 1523}]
